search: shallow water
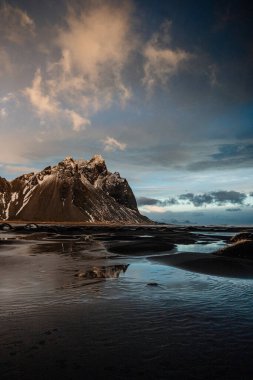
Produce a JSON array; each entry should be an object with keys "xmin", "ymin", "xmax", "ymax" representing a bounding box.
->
[
  {"xmin": 176, "ymin": 240, "xmax": 226, "ymax": 253},
  {"xmin": 190, "ymin": 231, "xmax": 236, "ymax": 236},
  {"xmin": 1, "ymin": 229, "xmax": 253, "ymax": 379}
]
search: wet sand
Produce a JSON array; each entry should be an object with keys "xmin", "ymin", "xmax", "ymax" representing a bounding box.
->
[
  {"xmin": 1, "ymin": 223, "xmax": 253, "ymax": 379},
  {"xmin": 150, "ymin": 252, "xmax": 253, "ymax": 278}
]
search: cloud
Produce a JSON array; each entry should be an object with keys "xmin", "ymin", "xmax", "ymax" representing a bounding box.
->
[
  {"xmin": 138, "ymin": 191, "xmax": 249, "ymax": 212},
  {"xmin": 125, "ymin": 144, "xmax": 201, "ymax": 170},
  {"xmin": 65, "ymin": 110, "xmax": 91, "ymax": 132},
  {"xmin": 141, "ymin": 208, "xmax": 253, "ymax": 226},
  {"xmin": 143, "ymin": 21, "xmax": 192, "ymax": 91},
  {"xmin": 24, "ymin": 2, "xmax": 135, "ymax": 133},
  {"xmin": 24, "ymin": 69, "xmax": 91, "ymax": 132},
  {"xmin": 0, "ymin": 2, "xmax": 35, "ymax": 44},
  {"xmin": 137, "ymin": 196, "xmax": 179, "ymax": 207},
  {"xmin": 24, "ymin": 6, "xmax": 193, "ymax": 132},
  {"xmin": 24, "ymin": 71, "xmax": 91, "ymax": 132},
  {"xmin": 162, "ymin": 198, "xmax": 179, "ymax": 206},
  {"xmin": 57, "ymin": 2, "xmax": 134, "ymax": 79},
  {"xmin": 137, "ymin": 197, "xmax": 159, "ymax": 206},
  {"xmin": 51, "ymin": 2, "xmax": 134, "ymax": 107},
  {"xmin": 24, "ymin": 69, "xmax": 59, "ymax": 116},
  {"xmin": 103, "ymin": 136, "xmax": 126, "ymax": 152},
  {"xmin": 212, "ymin": 191, "xmax": 247, "ymax": 205},
  {"xmin": 187, "ymin": 144, "xmax": 253, "ymax": 171},
  {"xmin": 179, "ymin": 191, "xmax": 247, "ymax": 206},
  {"xmin": 140, "ymin": 205, "xmax": 168, "ymax": 213},
  {"xmin": 0, "ymin": 48, "xmax": 13, "ymax": 77},
  {"xmin": 0, "ymin": 93, "xmax": 16, "ymax": 103},
  {"xmin": 0, "ymin": 108, "xmax": 7, "ymax": 118},
  {"xmin": 179, "ymin": 192, "xmax": 213, "ymax": 206},
  {"xmin": 0, "ymin": 92, "xmax": 19, "ymax": 121}
]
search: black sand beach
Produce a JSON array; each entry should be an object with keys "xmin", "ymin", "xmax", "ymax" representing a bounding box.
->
[{"xmin": 1, "ymin": 223, "xmax": 253, "ymax": 379}]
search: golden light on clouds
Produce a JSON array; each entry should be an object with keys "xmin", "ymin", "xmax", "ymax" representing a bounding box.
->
[{"xmin": 57, "ymin": 3, "xmax": 135, "ymax": 79}]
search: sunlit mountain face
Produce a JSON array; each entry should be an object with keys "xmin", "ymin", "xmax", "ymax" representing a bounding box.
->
[
  {"xmin": 0, "ymin": 155, "xmax": 150, "ymax": 223},
  {"xmin": 0, "ymin": 0, "xmax": 252, "ymax": 224}
]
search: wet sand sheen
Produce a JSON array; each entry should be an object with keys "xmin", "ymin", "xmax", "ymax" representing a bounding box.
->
[
  {"xmin": 1, "ymin": 224, "xmax": 253, "ymax": 379},
  {"xmin": 150, "ymin": 252, "xmax": 253, "ymax": 278}
]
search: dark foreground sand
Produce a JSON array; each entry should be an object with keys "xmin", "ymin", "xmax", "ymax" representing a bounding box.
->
[
  {"xmin": 2, "ymin": 298, "xmax": 253, "ymax": 380},
  {"xmin": 150, "ymin": 252, "xmax": 253, "ymax": 278},
  {"xmin": 1, "ymin": 223, "xmax": 253, "ymax": 379}
]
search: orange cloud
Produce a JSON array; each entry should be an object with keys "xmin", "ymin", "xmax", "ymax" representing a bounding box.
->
[
  {"xmin": 143, "ymin": 21, "xmax": 192, "ymax": 91},
  {"xmin": 104, "ymin": 136, "xmax": 127, "ymax": 152},
  {"xmin": 24, "ymin": 69, "xmax": 59, "ymax": 116},
  {"xmin": 57, "ymin": 2, "xmax": 135, "ymax": 80}
]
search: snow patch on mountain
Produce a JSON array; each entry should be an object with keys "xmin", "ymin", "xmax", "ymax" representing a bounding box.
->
[{"xmin": 0, "ymin": 156, "xmax": 150, "ymax": 223}]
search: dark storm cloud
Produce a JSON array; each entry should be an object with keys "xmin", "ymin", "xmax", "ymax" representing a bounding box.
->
[
  {"xmin": 137, "ymin": 197, "xmax": 159, "ymax": 206},
  {"xmin": 138, "ymin": 191, "xmax": 247, "ymax": 208},
  {"xmin": 179, "ymin": 193, "xmax": 213, "ymax": 206},
  {"xmin": 139, "ymin": 190, "xmax": 248, "ymax": 208},
  {"xmin": 187, "ymin": 144, "xmax": 253, "ymax": 171},
  {"xmin": 179, "ymin": 191, "xmax": 247, "ymax": 206},
  {"xmin": 120, "ymin": 139, "xmax": 253, "ymax": 174},
  {"xmin": 162, "ymin": 198, "xmax": 179, "ymax": 206},
  {"xmin": 212, "ymin": 144, "xmax": 253, "ymax": 161},
  {"xmin": 213, "ymin": 191, "xmax": 247, "ymax": 204},
  {"xmin": 137, "ymin": 197, "xmax": 179, "ymax": 206}
]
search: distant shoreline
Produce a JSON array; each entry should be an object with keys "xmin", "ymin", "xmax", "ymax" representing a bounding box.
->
[
  {"xmin": 2, "ymin": 220, "xmax": 159, "ymax": 227},
  {"xmin": 1, "ymin": 221, "xmax": 253, "ymax": 232}
]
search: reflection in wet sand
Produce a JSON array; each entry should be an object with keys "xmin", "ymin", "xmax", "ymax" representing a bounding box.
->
[
  {"xmin": 1, "ymin": 225, "xmax": 253, "ymax": 380},
  {"xmin": 60, "ymin": 265, "xmax": 130, "ymax": 289},
  {"xmin": 76, "ymin": 264, "xmax": 129, "ymax": 279},
  {"xmin": 0, "ymin": 235, "xmax": 128, "ymax": 312},
  {"xmin": 29, "ymin": 239, "xmax": 111, "ymax": 259}
]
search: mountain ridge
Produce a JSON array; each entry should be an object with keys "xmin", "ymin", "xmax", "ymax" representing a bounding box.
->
[{"xmin": 0, "ymin": 155, "xmax": 150, "ymax": 224}]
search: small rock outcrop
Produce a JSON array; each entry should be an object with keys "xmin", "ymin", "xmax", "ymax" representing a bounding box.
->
[{"xmin": 0, "ymin": 155, "xmax": 150, "ymax": 224}]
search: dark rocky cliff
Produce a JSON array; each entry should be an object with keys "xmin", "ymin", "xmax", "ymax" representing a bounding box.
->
[{"xmin": 0, "ymin": 155, "xmax": 150, "ymax": 223}]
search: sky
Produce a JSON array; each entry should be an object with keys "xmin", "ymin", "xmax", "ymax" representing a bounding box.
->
[{"xmin": 0, "ymin": 0, "xmax": 253, "ymax": 225}]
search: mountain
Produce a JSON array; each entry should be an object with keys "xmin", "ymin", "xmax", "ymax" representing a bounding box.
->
[{"xmin": 0, "ymin": 155, "xmax": 150, "ymax": 224}]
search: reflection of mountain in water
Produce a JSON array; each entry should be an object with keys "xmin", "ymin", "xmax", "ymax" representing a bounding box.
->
[
  {"xmin": 76, "ymin": 265, "xmax": 129, "ymax": 279},
  {"xmin": 30, "ymin": 240, "xmax": 108, "ymax": 259}
]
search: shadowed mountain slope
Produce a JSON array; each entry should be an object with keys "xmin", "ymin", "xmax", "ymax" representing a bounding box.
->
[{"xmin": 0, "ymin": 155, "xmax": 150, "ymax": 223}]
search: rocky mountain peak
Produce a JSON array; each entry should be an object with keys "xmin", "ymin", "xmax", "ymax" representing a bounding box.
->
[
  {"xmin": 87, "ymin": 155, "xmax": 107, "ymax": 172},
  {"xmin": 55, "ymin": 157, "xmax": 79, "ymax": 179},
  {"xmin": 0, "ymin": 155, "xmax": 150, "ymax": 223},
  {"xmin": 81, "ymin": 155, "xmax": 108, "ymax": 184},
  {"xmin": 64, "ymin": 156, "xmax": 74, "ymax": 162},
  {"xmin": 90, "ymin": 154, "xmax": 105, "ymax": 165}
]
